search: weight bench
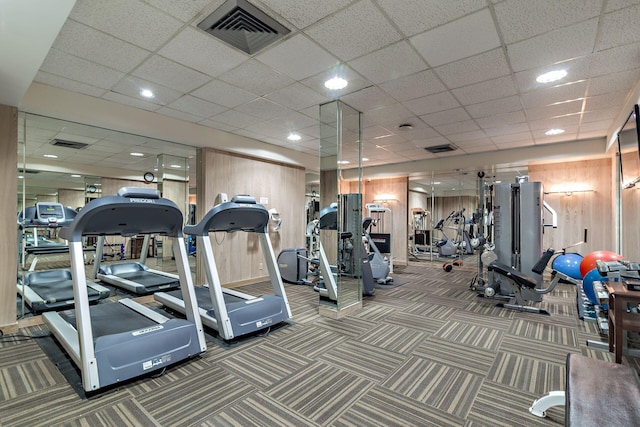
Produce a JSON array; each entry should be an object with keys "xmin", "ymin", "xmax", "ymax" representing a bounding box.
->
[{"xmin": 530, "ymin": 353, "xmax": 640, "ymax": 424}]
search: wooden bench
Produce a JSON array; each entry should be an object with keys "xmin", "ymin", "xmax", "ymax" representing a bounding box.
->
[{"xmin": 530, "ymin": 353, "xmax": 640, "ymax": 425}]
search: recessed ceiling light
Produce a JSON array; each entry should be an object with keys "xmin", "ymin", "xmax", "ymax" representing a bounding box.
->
[
  {"xmin": 337, "ymin": 160, "xmax": 350, "ymax": 164},
  {"xmin": 324, "ymin": 77, "xmax": 348, "ymax": 90},
  {"xmin": 287, "ymin": 132, "xmax": 301, "ymax": 141},
  {"xmin": 362, "ymin": 157, "xmax": 369, "ymax": 161},
  {"xmin": 433, "ymin": 181, "xmax": 441, "ymax": 185},
  {"xmin": 545, "ymin": 128, "xmax": 565, "ymax": 136},
  {"xmin": 71, "ymin": 174, "xmax": 81, "ymax": 178},
  {"xmin": 140, "ymin": 88, "xmax": 155, "ymax": 98},
  {"xmin": 18, "ymin": 175, "xmax": 24, "ymax": 179},
  {"xmin": 130, "ymin": 152, "xmax": 144, "ymax": 157},
  {"xmin": 536, "ymin": 69, "xmax": 567, "ymax": 84},
  {"xmin": 170, "ymin": 164, "xmax": 181, "ymax": 168},
  {"xmin": 43, "ymin": 154, "xmax": 58, "ymax": 158},
  {"xmin": 495, "ymin": 180, "xmax": 502, "ymax": 184}
]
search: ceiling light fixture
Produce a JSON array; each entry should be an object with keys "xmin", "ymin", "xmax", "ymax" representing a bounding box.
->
[
  {"xmin": 71, "ymin": 174, "xmax": 81, "ymax": 178},
  {"xmin": 43, "ymin": 154, "xmax": 58, "ymax": 158},
  {"xmin": 536, "ymin": 69, "xmax": 567, "ymax": 83},
  {"xmin": 170, "ymin": 164, "xmax": 182, "ymax": 168},
  {"xmin": 140, "ymin": 88, "xmax": 155, "ymax": 98},
  {"xmin": 324, "ymin": 77, "xmax": 348, "ymax": 90},
  {"xmin": 337, "ymin": 160, "xmax": 350, "ymax": 164},
  {"xmin": 130, "ymin": 152, "xmax": 144, "ymax": 157},
  {"xmin": 287, "ymin": 132, "xmax": 301, "ymax": 141},
  {"xmin": 362, "ymin": 157, "xmax": 369, "ymax": 161},
  {"xmin": 545, "ymin": 128, "xmax": 565, "ymax": 136}
]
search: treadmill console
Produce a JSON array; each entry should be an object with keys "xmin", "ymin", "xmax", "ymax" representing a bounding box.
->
[{"xmin": 35, "ymin": 203, "xmax": 66, "ymax": 226}]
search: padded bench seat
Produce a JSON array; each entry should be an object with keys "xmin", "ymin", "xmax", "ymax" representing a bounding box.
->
[
  {"xmin": 567, "ymin": 353, "xmax": 640, "ymax": 426},
  {"xmin": 487, "ymin": 262, "xmax": 538, "ymax": 289}
]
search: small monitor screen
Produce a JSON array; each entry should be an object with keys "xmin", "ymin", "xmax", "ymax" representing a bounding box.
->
[{"xmin": 36, "ymin": 203, "xmax": 65, "ymax": 220}]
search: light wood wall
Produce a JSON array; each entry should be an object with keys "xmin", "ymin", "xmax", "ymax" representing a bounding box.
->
[
  {"xmin": 196, "ymin": 148, "xmax": 305, "ymax": 286},
  {"xmin": 58, "ymin": 189, "xmax": 84, "ymax": 210},
  {"xmin": 1, "ymin": 105, "xmax": 18, "ymax": 331},
  {"xmin": 620, "ymin": 151, "xmax": 640, "ymax": 259},
  {"xmin": 529, "ymin": 158, "xmax": 613, "ymax": 255}
]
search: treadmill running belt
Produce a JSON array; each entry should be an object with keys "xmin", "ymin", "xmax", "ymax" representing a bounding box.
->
[
  {"xmin": 118, "ymin": 271, "xmax": 179, "ymax": 287},
  {"xmin": 29, "ymin": 281, "xmax": 103, "ymax": 302},
  {"xmin": 59, "ymin": 303, "xmax": 158, "ymax": 338},
  {"xmin": 167, "ymin": 287, "xmax": 244, "ymax": 311}
]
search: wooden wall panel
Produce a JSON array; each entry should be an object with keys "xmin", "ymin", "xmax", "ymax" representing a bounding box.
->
[
  {"xmin": 58, "ymin": 189, "xmax": 84, "ymax": 210},
  {"xmin": 620, "ymin": 151, "xmax": 640, "ymax": 260},
  {"xmin": 0, "ymin": 105, "xmax": 18, "ymax": 330},
  {"xmin": 529, "ymin": 158, "xmax": 613, "ymax": 255},
  {"xmin": 196, "ymin": 148, "xmax": 305, "ymax": 286}
]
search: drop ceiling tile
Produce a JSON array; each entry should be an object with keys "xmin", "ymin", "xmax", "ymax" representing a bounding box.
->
[
  {"xmin": 527, "ymin": 114, "xmax": 581, "ymax": 131},
  {"xmin": 53, "ymin": 20, "xmax": 150, "ymax": 73},
  {"xmin": 454, "ymin": 137, "xmax": 495, "ymax": 147},
  {"xmin": 579, "ymin": 119, "xmax": 615, "ymax": 133},
  {"xmin": 101, "ymin": 91, "xmax": 159, "ymax": 111},
  {"xmin": 411, "ymin": 8, "xmax": 500, "ymax": 67},
  {"xmin": 434, "ymin": 120, "xmax": 480, "ymax": 135},
  {"xmin": 490, "ymin": 132, "xmax": 533, "ymax": 144},
  {"xmin": 447, "ymin": 130, "xmax": 490, "ymax": 143},
  {"xmin": 349, "ymin": 41, "xmax": 426, "ymax": 84},
  {"xmin": 532, "ymin": 126, "xmax": 579, "ymax": 139},
  {"xmin": 305, "ymin": 0, "xmax": 402, "ymax": 61},
  {"xmin": 235, "ymin": 98, "xmax": 290, "ymax": 121},
  {"xmin": 403, "ymin": 92, "xmax": 460, "ymax": 116},
  {"xmin": 245, "ymin": 121, "xmax": 288, "ymax": 139},
  {"xmin": 265, "ymin": 83, "xmax": 329, "ymax": 111},
  {"xmin": 466, "ymin": 96, "xmax": 523, "ymax": 119},
  {"xmin": 494, "ymin": 139, "xmax": 532, "ymax": 149},
  {"xmin": 520, "ymin": 81, "xmax": 587, "ymax": 109},
  {"xmin": 589, "ymin": 42, "xmax": 640, "ymax": 77},
  {"xmin": 210, "ymin": 109, "xmax": 264, "ymax": 129},
  {"xmin": 363, "ymin": 125, "xmax": 395, "ymax": 139},
  {"xmin": 525, "ymin": 99, "xmax": 583, "ymax": 122},
  {"xmin": 494, "ymin": 0, "xmax": 602, "ymax": 44},
  {"xmin": 434, "ymin": 48, "xmax": 510, "ymax": 88},
  {"xmin": 452, "ymin": 75, "xmax": 518, "ymax": 105},
  {"xmin": 40, "ymin": 48, "xmax": 125, "ymax": 89},
  {"xmin": 462, "ymin": 143, "xmax": 499, "ymax": 153},
  {"xmin": 69, "ymin": 0, "xmax": 183, "ymax": 50},
  {"xmin": 585, "ymin": 90, "xmax": 633, "ymax": 111},
  {"xmin": 596, "ymin": 4, "xmax": 640, "ymax": 51},
  {"xmin": 361, "ymin": 103, "xmax": 414, "ymax": 127},
  {"xmin": 33, "ymin": 71, "xmax": 106, "ymax": 97},
  {"xmin": 198, "ymin": 118, "xmax": 239, "ymax": 133},
  {"xmin": 111, "ymin": 76, "xmax": 183, "ymax": 105},
  {"xmin": 581, "ymin": 107, "xmax": 620, "ymax": 123},
  {"xmin": 507, "ymin": 19, "xmax": 598, "ymax": 72},
  {"xmin": 191, "ymin": 80, "xmax": 258, "ymax": 108},
  {"xmin": 258, "ymin": 0, "xmax": 352, "ymax": 29},
  {"xmin": 475, "ymin": 110, "xmax": 526, "ymax": 128},
  {"xmin": 376, "ymin": 0, "xmax": 486, "ymax": 37},
  {"xmin": 606, "ymin": 0, "xmax": 639, "ymax": 12},
  {"xmin": 514, "ymin": 57, "xmax": 590, "ymax": 92},
  {"xmin": 534, "ymin": 133, "xmax": 578, "ymax": 145},
  {"xmin": 379, "ymin": 70, "xmax": 447, "ymax": 102},
  {"xmin": 279, "ymin": 111, "xmax": 318, "ymax": 131},
  {"xmin": 159, "ymin": 27, "xmax": 248, "ymax": 77},
  {"xmin": 167, "ymin": 95, "xmax": 227, "ymax": 118},
  {"xmin": 340, "ymin": 86, "xmax": 397, "ymax": 112},
  {"xmin": 146, "ymin": 0, "xmax": 214, "ymax": 22},
  {"xmin": 256, "ymin": 34, "xmax": 339, "ymax": 80},
  {"xmin": 589, "ymin": 69, "xmax": 640, "ymax": 96},
  {"xmin": 219, "ymin": 59, "xmax": 295, "ymax": 96},
  {"xmin": 420, "ymin": 107, "xmax": 471, "ymax": 126},
  {"xmin": 133, "ymin": 55, "xmax": 211, "ymax": 92},
  {"xmin": 155, "ymin": 107, "xmax": 202, "ymax": 123},
  {"xmin": 483, "ymin": 122, "xmax": 531, "ymax": 136},
  {"xmin": 393, "ymin": 124, "xmax": 440, "ymax": 142}
]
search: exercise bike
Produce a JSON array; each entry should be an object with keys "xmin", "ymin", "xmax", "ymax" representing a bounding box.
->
[{"xmin": 363, "ymin": 217, "xmax": 393, "ymax": 284}]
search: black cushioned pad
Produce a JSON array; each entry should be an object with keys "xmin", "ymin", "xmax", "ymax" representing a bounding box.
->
[
  {"xmin": 567, "ymin": 353, "xmax": 640, "ymax": 426},
  {"xmin": 487, "ymin": 262, "xmax": 538, "ymax": 289}
]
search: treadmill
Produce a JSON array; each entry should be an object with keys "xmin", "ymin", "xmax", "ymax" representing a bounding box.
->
[
  {"xmin": 42, "ymin": 187, "xmax": 206, "ymax": 392},
  {"xmin": 94, "ymin": 233, "xmax": 181, "ymax": 295},
  {"xmin": 17, "ymin": 202, "xmax": 110, "ymax": 313},
  {"xmin": 155, "ymin": 195, "xmax": 292, "ymax": 340}
]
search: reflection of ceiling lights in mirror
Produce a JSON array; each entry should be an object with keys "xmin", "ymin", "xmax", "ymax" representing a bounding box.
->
[
  {"xmin": 130, "ymin": 152, "xmax": 144, "ymax": 157},
  {"xmin": 337, "ymin": 160, "xmax": 350, "ymax": 164},
  {"xmin": 324, "ymin": 77, "xmax": 348, "ymax": 90},
  {"xmin": 18, "ymin": 175, "xmax": 23, "ymax": 179},
  {"xmin": 545, "ymin": 128, "xmax": 565, "ymax": 136},
  {"xmin": 170, "ymin": 164, "xmax": 181, "ymax": 168},
  {"xmin": 139, "ymin": 89, "xmax": 155, "ymax": 98},
  {"xmin": 287, "ymin": 132, "xmax": 301, "ymax": 141},
  {"xmin": 43, "ymin": 154, "xmax": 57, "ymax": 158},
  {"xmin": 71, "ymin": 174, "xmax": 81, "ymax": 178},
  {"xmin": 362, "ymin": 157, "xmax": 369, "ymax": 161},
  {"xmin": 536, "ymin": 69, "xmax": 567, "ymax": 83}
]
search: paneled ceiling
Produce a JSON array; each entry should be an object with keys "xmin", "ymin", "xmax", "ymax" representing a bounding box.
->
[{"xmin": 19, "ymin": 0, "xmax": 640, "ymax": 187}]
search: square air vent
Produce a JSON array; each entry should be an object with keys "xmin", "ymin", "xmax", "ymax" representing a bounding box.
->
[
  {"xmin": 198, "ymin": 0, "xmax": 290, "ymax": 55},
  {"xmin": 425, "ymin": 144, "xmax": 457, "ymax": 154},
  {"xmin": 50, "ymin": 139, "xmax": 89, "ymax": 150}
]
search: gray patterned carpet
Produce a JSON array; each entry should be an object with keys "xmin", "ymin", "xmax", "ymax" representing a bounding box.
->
[{"xmin": 1, "ymin": 264, "xmax": 635, "ymax": 426}]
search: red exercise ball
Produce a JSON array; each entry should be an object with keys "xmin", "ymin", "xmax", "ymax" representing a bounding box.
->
[{"xmin": 579, "ymin": 250, "xmax": 623, "ymax": 278}]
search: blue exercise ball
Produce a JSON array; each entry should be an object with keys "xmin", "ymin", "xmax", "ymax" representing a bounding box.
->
[
  {"xmin": 582, "ymin": 268, "xmax": 608, "ymax": 308},
  {"xmin": 552, "ymin": 253, "xmax": 583, "ymax": 280}
]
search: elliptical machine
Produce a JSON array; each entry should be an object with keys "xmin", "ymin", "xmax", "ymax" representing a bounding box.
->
[{"xmin": 362, "ymin": 217, "xmax": 393, "ymax": 284}]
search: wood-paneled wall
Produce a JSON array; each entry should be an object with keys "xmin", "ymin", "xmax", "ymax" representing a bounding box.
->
[
  {"xmin": 529, "ymin": 158, "xmax": 613, "ymax": 255},
  {"xmin": 620, "ymin": 151, "xmax": 640, "ymax": 260},
  {"xmin": 196, "ymin": 148, "xmax": 305, "ymax": 286},
  {"xmin": 0, "ymin": 105, "xmax": 18, "ymax": 331},
  {"xmin": 58, "ymin": 189, "xmax": 84, "ymax": 210}
]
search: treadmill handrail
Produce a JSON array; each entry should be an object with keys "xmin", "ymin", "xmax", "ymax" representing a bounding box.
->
[
  {"xmin": 59, "ymin": 187, "xmax": 184, "ymax": 241},
  {"xmin": 184, "ymin": 198, "xmax": 269, "ymax": 235}
]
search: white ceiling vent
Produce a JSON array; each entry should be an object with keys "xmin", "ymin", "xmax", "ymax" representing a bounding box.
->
[
  {"xmin": 50, "ymin": 139, "xmax": 89, "ymax": 149},
  {"xmin": 197, "ymin": 0, "xmax": 290, "ymax": 55},
  {"xmin": 425, "ymin": 144, "xmax": 457, "ymax": 154}
]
